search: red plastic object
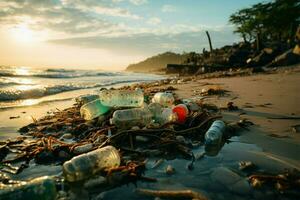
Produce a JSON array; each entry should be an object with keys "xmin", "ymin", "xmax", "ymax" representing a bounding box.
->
[{"xmin": 172, "ymin": 104, "xmax": 189, "ymax": 123}]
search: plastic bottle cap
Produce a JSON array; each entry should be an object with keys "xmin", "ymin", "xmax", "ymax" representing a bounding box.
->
[{"xmin": 172, "ymin": 104, "xmax": 189, "ymax": 123}]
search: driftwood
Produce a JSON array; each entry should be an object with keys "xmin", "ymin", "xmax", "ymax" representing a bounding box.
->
[
  {"xmin": 206, "ymin": 31, "xmax": 213, "ymax": 54},
  {"xmin": 136, "ymin": 188, "xmax": 208, "ymax": 200}
]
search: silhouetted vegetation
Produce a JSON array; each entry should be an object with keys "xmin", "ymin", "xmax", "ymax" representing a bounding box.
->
[{"xmin": 229, "ymin": 0, "xmax": 300, "ymax": 44}]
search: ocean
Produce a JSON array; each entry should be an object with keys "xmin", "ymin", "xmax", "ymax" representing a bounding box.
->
[{"xmin": 0, "ymin": 66, "xmax": 164, "ymax": 109}]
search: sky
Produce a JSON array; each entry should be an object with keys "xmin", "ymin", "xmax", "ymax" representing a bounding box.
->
[{"xmin": 0, "ymin": 0, "xmax": 264, "ymax": 70}]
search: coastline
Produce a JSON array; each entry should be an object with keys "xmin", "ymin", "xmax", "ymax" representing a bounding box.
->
[
  {"xmin": 3, "ymin": 65, "xmax": 300, "ymax": 162},
  {"xmin": 1, "ymin": 65, "xmax": 300, "ymax": 199}
]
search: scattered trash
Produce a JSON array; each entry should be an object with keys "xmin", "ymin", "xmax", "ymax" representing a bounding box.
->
[
  {"xmin": 200, "ymin": 87, "xmax": 228, "ymax": 96},
  {"xmin": 165, "ymin": 165, "xmax": 176, "ymax": 175},
  {"xmin": 63, "ymin": 145, "xmax": 120, "ymax": 182},
  {"xmin": 204, "ymin": 120, "xmax": 226, "ymax": 145},
  {"xmin": 80, "ymin": 99, "xmax": 110, "ymax": 120},
  {"xmin": 9, "ymin": 116, "xmax": 20, "ymax": 119},
  {"xmin": 227, "ymin": 101, "xmax": 239, "ymax": 111},
  {"xmin": 99, "ymin": 89, "xmax": 144, "ymax": 107},
  {"xmin": 248, "ymin": 169, "xmax": 300, "ymax": 191},
  {"xmin": 1, "ymin": 86, "xmax": 298, "ymax": 199},
  {"xmin": 136, "ymin": 188, "xmax": 208, "ymax": 200},
  {"xmin": 239, "ymin": 161, "xmax": 256, "ymax": 171},
  {"xmin": 0, "ymin": 176, "xmax": 57, "ymax": 200},
  {"xmin": 291, "ymin": 124, "xmax": 300, "ymax": 133},
  {"xmin": 172, "ymin": 104, "xmax": 189, "ymax": 123},
  {"xmin": 152, "ymin": 92, "xmax": 175, "ymax": 106},
  {"xmin": 110, "ymin": 107, "xmax": 153, "ymax": 128}
]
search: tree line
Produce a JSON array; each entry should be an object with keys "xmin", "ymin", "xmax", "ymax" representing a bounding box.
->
[{"xmin": 229, "ymin": 0, "xmax": 300, "ymax": 45}]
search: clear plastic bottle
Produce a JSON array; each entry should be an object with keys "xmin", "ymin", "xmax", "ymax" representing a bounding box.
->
[
  {"xmin": 110, "ymin": 107, "xmax": 153, "ymax": 128},
  {"xmin": 156, "ymin": 108, "xmax": 178, "ymax": 125},
  {"xmin": 148, "ymin": 102, "xmax": 163, "ymax": 121},
  {"xmin": 204, "ymin": 120, "xmax": 225, "ymax": 145},
  {"xmin": 0, "ymin": 176, "xmax": 57, "ymax": 200},
  {"xmin": 152, "ymin": 92, "xmax": 175, "ymax": 107},
  {"xmin": 63, "ymin": 146, "xmax": 120, "ymax": 182},
  {"xmin": 76, "ymin": 94, "xmax": 99, "ymax": 105},
  {"xmin": 80, "ymin": 99, "xmax": 110, "ymax": 120},
  {"xmin": 99, "ymin": 90, "xmax": 144, "ymax": 107}
]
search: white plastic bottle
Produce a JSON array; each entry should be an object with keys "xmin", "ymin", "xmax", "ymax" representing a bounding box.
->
[
  {"xmin": 63, "ymin": 146, "xmax": 120, "ymax": 182},
  {"xmin": 99, "ymin": 90, "xmax": 144, "ymax": 107}
]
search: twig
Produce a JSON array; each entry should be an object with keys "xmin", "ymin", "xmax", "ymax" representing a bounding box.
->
[
  {"xmin": 267, "ymin": 116, "xmax": 300, "ymax": 120},
  {"xmin": 136, "ymin": 188, "xmax": 208, "ymax": 200}
]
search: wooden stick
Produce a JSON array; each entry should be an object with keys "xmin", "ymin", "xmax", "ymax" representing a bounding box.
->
[
  {"xmin": 267, "ymin": 116, "xmax": 300, "ymax": 120},
  {"xmin": 205, "ymin": 31, "xmax": 213, "ymax": 54},
  {"xmin": 136, "ymin": 188, "xmax": 208, "ymax": 200}
]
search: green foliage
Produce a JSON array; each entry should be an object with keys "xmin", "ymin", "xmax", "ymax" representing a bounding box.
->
[{"xmin": 229, "ymin": 0, "xmax": 300, "ymax": 43}]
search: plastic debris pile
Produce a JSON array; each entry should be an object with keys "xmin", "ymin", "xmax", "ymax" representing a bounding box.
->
[{"xmin": 0, "ymin": 86, "xmax": 298, "ymax": 199}]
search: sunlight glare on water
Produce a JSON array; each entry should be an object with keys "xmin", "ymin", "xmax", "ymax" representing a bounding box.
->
[{"xmin": 14, "ymin": 67, "xmax": 31, "ymax": 76}]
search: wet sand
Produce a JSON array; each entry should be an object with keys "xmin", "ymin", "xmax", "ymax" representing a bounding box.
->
[{"xmin": 164, "ymin": 66, "xmax": 300, "ymax": 166}]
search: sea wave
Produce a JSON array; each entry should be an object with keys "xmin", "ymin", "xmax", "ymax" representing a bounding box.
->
[
  {"xmin": 0, "ymin": 68, "xmax": 121, "ymax": 79},
  {"xmin": 0, "ymin": 79, "xmax": 154, "ymax": 101}
]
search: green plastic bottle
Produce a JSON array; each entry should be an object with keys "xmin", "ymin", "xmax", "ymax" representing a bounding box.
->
[{"xmin": 80, "ymin": 99, "xmax": 110, "ymax": 120}]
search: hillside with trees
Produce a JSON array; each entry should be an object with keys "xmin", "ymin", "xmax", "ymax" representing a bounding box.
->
[
  {"xmin": 125, "ymin": 52, "xmax": 188, "ymax": 72},
  {"xmin": 127, "ymin": 0, "xmax": 300, "ymax": 74}
]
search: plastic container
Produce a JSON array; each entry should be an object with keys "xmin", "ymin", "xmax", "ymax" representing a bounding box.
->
[
  {"xmin": 148, "ymin": 102, "xmax": 163, "ymax": 120},
  {"xmin": 172, "ymin": 104, "xmax": 189, "ymax": 123},
  {"xmin": 156, "ymin": 108, "xmax": 178, "ymax": 125},
  {"xmin": 110, "ymin": 107, "xmax": 153, "ymax": 128},
  {"xmin": 0, "ymin": 176, "xmax": 57, "ymax": 200},
  {"xmin": 99, "ymin": 90, "xmax": 144, "ymax": 107},
  {"xmin": 204, "ymin": 120, "xmax": 226, "ymax": 145},
  {"xmin": 80, "ymin": 99, "xmax": 110, "ymax": 120},
  {"xmin": 63, "ymin": 146, "xmax": 120, "ymax": 182},
  {"xmin": 75, "ymin": 94, "xmax": 99, "ymax": 105},
  {"xmin": 152, "ymin": 92, "xmax": 175, "ymax": 107}
]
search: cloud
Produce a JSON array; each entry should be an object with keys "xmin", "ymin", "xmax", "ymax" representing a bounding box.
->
[
  {"xmin": 147, "ymin": 17, "xmax": 161, "ymax": 25},
  {"xmin": 49, "ymin": 26, "xmax": 239, "ymax": 55},
  {"xmin": 162, "ymin": 4, "xmax": 176, "ymax": 12},
  {"xmin": 0, "ymin": 0, "xmax": 141, "ymax": 34},
  {"xmin": 129, "ymin": 0, "xmax": 148, "ymax": 5}
]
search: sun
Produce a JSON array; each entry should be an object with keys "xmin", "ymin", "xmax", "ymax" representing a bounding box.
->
[{"xmin": 11, "ymin": 24, "xmax": 35, "ymax": 43}]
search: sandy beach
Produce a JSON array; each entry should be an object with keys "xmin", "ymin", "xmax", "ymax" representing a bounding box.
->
[
  {"xmin": 1, "ymin": 65, "xmax": 300, "ymax": 199},
  {"xmin": 156, "ymin": 65, "xmax": 300, "ymax": 165}
]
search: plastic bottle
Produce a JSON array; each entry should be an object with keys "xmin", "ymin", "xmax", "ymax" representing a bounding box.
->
[
  {"xmin": 172, "ymin": 104, "xmax": 189, "ymax": 123},
  {"xmin": 148, "ymin": 102, "xmax": 163, "ymax": 121},
  {"xmin": 63, "ymin": 146, "xmax": 120, "ymax": 182},
  {"xmin": 0, "ymin": 176, "xmax": 57, "ymax": 200},
  {"xmin": 152, "ymin": 92, "xmax": 175, "ymax": 107},
  {"xmin": 75, "ymin": 94, "xmax": 99, "ymax": 105},
  {"xmin": 80, "ymin": 99, "xmax": 110, "ymax": 120},
  {"xmin": 156, "ymin": 108, "xmax": 178, "ymax": 125},
  {"xmin": 110, "ymin": 107, "xmax": 153, "ymax": 128},
  {"xmin": 99, "ymin": 90, "xmax": 144, "ymax": 107},
  {"xmin": 204, "ymin": 120, "xmax": 226, "ymax": 145}
]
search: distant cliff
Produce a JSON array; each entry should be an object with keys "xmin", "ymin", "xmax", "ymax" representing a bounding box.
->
[{"xmin": 126, "ymin": 52, "xmax": 187, "ymax": 72}]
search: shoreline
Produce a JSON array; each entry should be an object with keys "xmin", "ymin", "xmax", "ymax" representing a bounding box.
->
[
  {"xmin": 1, "ymin": 65, "xmax": 300, "ymax": 160},
  {"xmin": 1, "ymin": 64, "xmax": 300, "ymax": 199}
]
